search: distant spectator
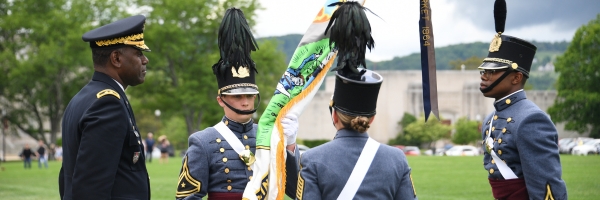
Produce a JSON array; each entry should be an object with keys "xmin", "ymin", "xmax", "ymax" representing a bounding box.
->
[
  {"xmin": 158, "ymin": 135, "xmax": 170, "ymax": 164},
  {"xmin": 55, "ymin": 146, "xmax": 63, "ymax": 161},
  {"xmin": 145, "ymin": 132, "xmax": 155, "ymax": 163},
  {"xmin": 48, "ymin": 143, "xmax": 56, "ymax": 161},
  {"xmin": 20, "ymin": 144, "xmax": 35, "ymax": 169},
  {"xmin": 37, "ymin": 140, "xmax": 49, "ymax": 169}
]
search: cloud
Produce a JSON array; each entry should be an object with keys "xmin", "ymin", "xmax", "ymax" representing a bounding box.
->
[{"xmin": 449, "ymin": 0, "xmax": 600, "ymax": 32}]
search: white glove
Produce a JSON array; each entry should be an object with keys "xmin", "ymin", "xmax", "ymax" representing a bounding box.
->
[{"xmin": 281, "ymin": 114, "xmax": 299, "ymax": 145}]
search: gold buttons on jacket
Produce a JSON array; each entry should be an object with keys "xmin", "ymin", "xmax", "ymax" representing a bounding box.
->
[
  {"xmin": 493, "ymin": 115, "xmax": 498, "ymax": 120},
  {"xmin": 491, "ymin": 159, "xmax": 495, "ymax": 164},
  {"xmin": 225, "ymin": 168, "xmax": 230, "ymax": 174},
  {"xmin": 220, "ymin": 148, "xmax": 225, "ymax": 153},
  {"xmin": 489, "ymin": 168, "xmax": 495, "ymax": 174},
  {"xmin": 492, "ymin": 127, "xmax": 496, "ymax": 131},
  {"xmin": 498, "ymin": 139, "xmax": 502, "ymax": 144},
  {"xmin": 227, "ymin": 185, "xmax": 232, "ymax": 191},
  {"xmin": 502, "ymin": 128, "xmax": 507, "ymax": 133},
  {"xmin": 227, "ymin": 179, "xmax": 232, "ymax": 183},
  {"xmin": 248, "ymin": 166, "xmax": 252, "ymax": 171},
  {"xmin": 486, "ymin": 130, "xmax": 489, "ymax": 135},
  {"xmin": 506, "ymin": 99, "xmax": 511, "ymax": 104},
  {"xmin": 224, "ymin": 120, "xmax": 229, "ymax": 126},
  {"xmin": 222, "ymin": 157, "xmax": 228, "ymax": 162},
  {"xmin": 216, "ymin": 138, "xmax": 222, "ymax": 143},
  {"xmin": 249, "ymin": 176, "xmax": 253, "ymax": 180},
  {"xmin": 244, "ymin": 135, "xmax": 248, "ymax": 140},
  {"xmin": 507, "ymin": 117, "xmax": 512, "ymax": 122},
  {"xmin": 245, "ymin": 145, "xmax": 250, "ymax": 150},
  {"xmin": 498, "ymin": 150, "xmax": 503, "ymax": 155}
]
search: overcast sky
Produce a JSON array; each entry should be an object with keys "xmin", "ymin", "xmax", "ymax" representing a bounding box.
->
[{"xmin": 253, "ymin": 0, "xmax": 600, "ymax": 61}]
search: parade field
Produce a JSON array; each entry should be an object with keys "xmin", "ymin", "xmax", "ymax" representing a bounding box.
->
[{"xmin": 0, "ymin": 155, "xmax": 598, "ymax": 200}]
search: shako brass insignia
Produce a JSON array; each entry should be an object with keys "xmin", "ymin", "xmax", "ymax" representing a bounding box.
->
[
  {"xmin": 489, "ymin": 33, "xmax": 502, "ymax": 52},
  {"xmin": 96, "ymin": 89, "xmax": 120, "ymax": 99},
  {"xmin": 232, "ymin": 66, "xmax": 250, "ymax": 78}
]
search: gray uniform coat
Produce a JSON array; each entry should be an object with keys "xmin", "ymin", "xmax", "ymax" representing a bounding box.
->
[
  {"xmin": 482, "ymin": 90, "xmax": 567, "ymax": 199},
  {"xmin": 297, "ymin": 129, "xmax": 417, "ymax": 200},
  {"xmin": 176, "ymin": 116, "xmax": 298, "ymax": 199}
]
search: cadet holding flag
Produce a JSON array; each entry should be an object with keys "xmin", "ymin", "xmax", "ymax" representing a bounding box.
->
[
  {"xmin": 174, "ymin": 8, "xmax": 299, "ymax": 200},
  {"xmin": 295, "ymin": 2, "xmax": 418, "ymax": 200},
  {"xmin": 59, "ymin": 15, "xmax": 151, "ymax": 200},
  {"xmin": 479, "ymin": 1, "xmax": 567, "ymax": 199}
]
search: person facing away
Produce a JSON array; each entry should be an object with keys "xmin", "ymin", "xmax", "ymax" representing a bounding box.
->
[
  {"xmin": 21, "ymin": 143, "xmax": 35, "ymax": 169},
  {"xmin": 478, "ymin": 1, "xmax": 567, "ymax": 199},
  {"xmin": 175, "ymin": 7, "xmax": 299, "ymax": 200},
  {"xmin": 59, "ymin": 15, "xmax": 151, "ymax": 200},
  {"xmin": 295, "ymin": 2, "xmax": 417, "ymax": 200},
  {"xmin": 145, "ymin": 132, "xmax": 155, "ymax": 163},
  {"xmin": 37, "ymin": 139, "xmax": 49, "ymax": 169}
]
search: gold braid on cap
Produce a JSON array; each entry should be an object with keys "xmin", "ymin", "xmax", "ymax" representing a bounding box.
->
[
  {"xmin": 217, "ymin": 83, "xmax": 258, "ymax": 95},
  {"xmin": 95, "ymin": 33, "xmax": 144, "ymax": 46}
]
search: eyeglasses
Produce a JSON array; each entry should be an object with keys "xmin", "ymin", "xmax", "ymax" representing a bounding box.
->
[{"xmin": 479, "ymin": 69, "xmax": 507, "ymax": 78}]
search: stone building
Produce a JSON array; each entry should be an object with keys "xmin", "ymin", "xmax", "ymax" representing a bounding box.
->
[{"xmin": 297, "ymin": 70, "xmax": 583, "ymax": 143}]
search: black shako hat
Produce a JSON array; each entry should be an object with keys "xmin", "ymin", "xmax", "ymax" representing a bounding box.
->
[
  {"xmin": 82, "ymin": 15, "xmax": 150, "ymax": 51},
  {"xmin": 212, "ymin": 8, "xmax": 259, "ymax": 95},
  {"xmin": 478, "ymin": 0, "xmax": 536, "ymax": 77},
  {"xmin": 326, "ymin": 1, "xmax": 382, "ymax": 117}
]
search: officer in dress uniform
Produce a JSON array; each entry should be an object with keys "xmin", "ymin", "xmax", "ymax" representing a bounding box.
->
[
  {"xmin": 296, "ymin": 2, "xmax": 417, "ymax": 200},
  {"xmin": 479, "ymin": 1, "xmax": 568, "ymax": 199},
  {"xmin": 59, "ymin": 15, "xmax": 151, "ymax": 200},
  {"xmin": 175, "ymin": 8, "xmax": 299, "ymax": 200}
]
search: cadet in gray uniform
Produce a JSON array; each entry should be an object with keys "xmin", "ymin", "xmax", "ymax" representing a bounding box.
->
[
  {"xmin": 296, "ymin": 2, "xmax": 417, "ymax": 200},
  {"xmin": 175, "ymin": 8, "xmax": 299, "ymax": 200},
  {"xmin": 479, "ymin": 1, "xmax": 567, "ymax": 199}
]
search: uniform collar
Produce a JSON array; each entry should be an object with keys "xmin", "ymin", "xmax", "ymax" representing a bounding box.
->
[
  {"xmin": 221, "ymin": 116, "xmax": 254, "ymax": 133},
  {"xmin": 112, "ymin": 79, "xmax": 125, "ymax": 92},
  {"xmin": 334, "ymin": 128, "xmax": 370, "ymax": 139},
  {"xmin": 494, "ymin": 89, "xmax": 526, "ymax": 111},
  {"xmin": 92, "ymin": 72, "xmax": 122, "ymax": 92}
]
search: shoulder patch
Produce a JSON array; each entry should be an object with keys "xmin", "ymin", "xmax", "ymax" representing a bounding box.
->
[
  {"xmin": 176, "ymin": 155, "xmax": 201, "ymax": 198},
  {"xmin": 96, "ymin": 89, "xmax": 120, "ymax": 99}
]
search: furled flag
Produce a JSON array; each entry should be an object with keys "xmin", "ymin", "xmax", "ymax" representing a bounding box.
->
[
  {"xmin": 242, "ymin": 0, "xmax": 365, "ymax": 199},
  {"xmin": 419, "ymin": 0, "xmax": 439, "ymax": 122}
]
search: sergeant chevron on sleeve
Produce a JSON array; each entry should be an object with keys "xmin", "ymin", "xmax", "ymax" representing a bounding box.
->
[{"xmin": 174, "ymin": 7, "xmax": 299, "ymax": 200}]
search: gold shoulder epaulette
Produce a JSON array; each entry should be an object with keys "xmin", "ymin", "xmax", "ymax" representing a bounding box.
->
[{"xmin": 96, "ymin": 89, "xmax": 120, "ymax": 99}]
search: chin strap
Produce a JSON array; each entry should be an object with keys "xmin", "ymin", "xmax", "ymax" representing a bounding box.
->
[
  {"xmin": 220, "ymin": 94, "xmax": 260, "ymax": 115},
  {"xmin": 480, "ymin": 68, "xmax": 515, "ymax": 93}
]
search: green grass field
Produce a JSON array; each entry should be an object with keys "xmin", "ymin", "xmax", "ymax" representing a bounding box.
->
[{"xmin": 1, "ymin": 155, "xmax": 598, "ymax": 200}]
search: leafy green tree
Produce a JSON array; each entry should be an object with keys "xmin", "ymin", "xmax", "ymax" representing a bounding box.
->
[
  {"xmin": 403, "ymin": 116, "xmax": 452, "ymax": 147},
  {"xmin": 449, "ymin": 56, "xmax": 486, "ymax": 70},
  {"xmin": 451, "ymin": 117, "xmax": 480, "ymax": 145},
  {"xmin": 0, "ymin": 0, "xmax": 133, "ymax": 145},
  {"xmin": 388, "ymin": 112, "xmax": 418, "ymax": 145},
  {"xmin": 548, "ymin": 14, "xmax": 600, "ymax": 138},
  {"xmin": 129, "ymin": 0, "xmax": 285, "ymax": 135}
]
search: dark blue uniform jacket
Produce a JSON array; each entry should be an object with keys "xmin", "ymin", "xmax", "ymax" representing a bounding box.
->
[{"xmin": 59, "ymin": 72, "xmax": 150, "ymax": 200}]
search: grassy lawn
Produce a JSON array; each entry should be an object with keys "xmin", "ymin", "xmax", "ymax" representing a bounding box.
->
[{"xmin": 1, "ymin": 155, "xmax": 598, "ymax": 199}]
